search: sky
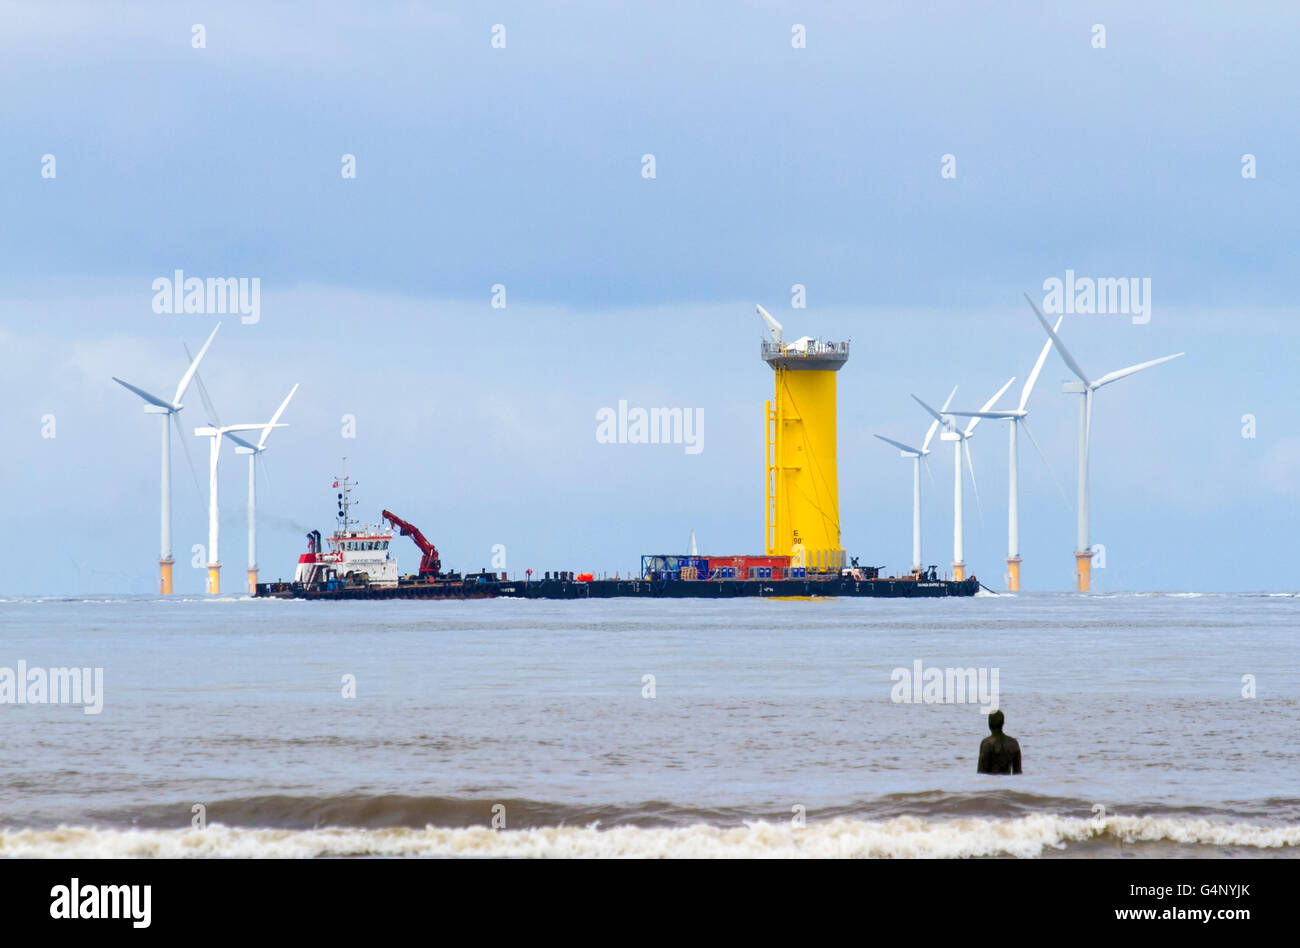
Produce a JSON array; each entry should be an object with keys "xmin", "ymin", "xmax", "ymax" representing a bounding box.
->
[{"xmin": 1, "ymin": 0, "xmax": 1298, "ymax": 593}]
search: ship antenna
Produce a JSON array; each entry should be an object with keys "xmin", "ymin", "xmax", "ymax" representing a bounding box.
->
[{"xmin": 335, "ymin": 456, "xmax": 355, "ymax": 531}]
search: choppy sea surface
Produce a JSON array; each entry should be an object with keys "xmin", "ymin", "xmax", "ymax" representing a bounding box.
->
[{"xmin": 1, "ymin": 592, "xmax": 1297, "ymax": 858}]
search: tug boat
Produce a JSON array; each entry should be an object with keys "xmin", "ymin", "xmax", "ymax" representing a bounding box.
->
[{"xmin": 292, "ymin": 471, "xmax": 399, "ymax": 587}]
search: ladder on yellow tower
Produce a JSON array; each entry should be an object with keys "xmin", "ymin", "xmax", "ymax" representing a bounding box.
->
[{"xmin": 765, "ymin": 399, "xmax": 777, "ymax": 555}]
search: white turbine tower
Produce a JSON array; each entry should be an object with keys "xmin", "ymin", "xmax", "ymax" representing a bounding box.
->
[
  {"xmin": 189, "ymin": 374, "xmax": 287, "ymax": 592},
  {"xmin": 874, "ymin": 385, "xmax": 956, "ymax": 574},
  {"xmin": 913, "ymin": 377, "xmax": 1016, "ymax": 582},
  {"xmin": 193, "ymin": 420, "xmax": 285, "ymax": 596},
  {"xmin": 225, "ymin": 384, "xmax": 299, "ymax": 594},
  {"xmin": 946, "ymin": 315, "xmax": 1063, "ymax": 591},
  {"xmin": 1024, "ymin": 293, "xmax": 1184, "ymax": 591},
  {"xmin": 111, "ymin": 323, "xmax": 221, "ymax": 595}
]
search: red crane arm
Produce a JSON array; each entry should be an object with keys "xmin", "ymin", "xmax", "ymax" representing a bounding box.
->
[{"xmin": 381, "ymin": 509, "xmax": 442, "ymax": 577}]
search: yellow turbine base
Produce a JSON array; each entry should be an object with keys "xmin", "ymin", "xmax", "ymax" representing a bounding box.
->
[
  {"xmin": 953, "ymin": 562, "xmax": 966, "ymax": 582},
  {"xmin": 207, "ymin": 564, "xmax": 221, "ymax": 596},
  {"xmin": 159, "ymin": 559, "xmax": 174, "ymax": 596},
  {"xmin": 1075, "ymin": 551, "xmax": 1093, "ymax": 592},
  {"xmin": 1006, "ymin": 557, "xmax": 1021, "ymax": 592},
  {"xmin": 247, "ymin": 568, "xmax": 258, "ymax": 596},
  {"xmin": 768, "ymin": 366, "xmax": 845, "ymax": 571}
]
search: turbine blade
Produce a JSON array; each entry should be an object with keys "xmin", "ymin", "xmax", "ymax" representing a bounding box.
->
[
  {"xmin": 911, "ymin": 394, "xmax": 948, "ymax": 426},
  {"xmin": 112, "ymin": 377, "xmax": 172, "ymax": 409},
  {"xmin": 186, "ymin": 347, "xmax": 221, "ymax": 428},
  {"xmin": 1019, "ymin": 315, "xmax": 1063, "ymax": 411},
  {"xmin": 172, "ymin": 410, "xmax": 203, "ymax": 500},
  {"xmin": 875, "ymin": 434, "xmax": 924, "ymax": 456},
  {"xmin": 172, "ymin": 322, "xmax": 221, "ymax": 407},
  {"xmin": 1020, "ymin": 418, "xmax": 1069, "ymax": 510},
  {"xmin": 920, "ymin": 387, "xmax": 958, "ymax": 453},
  {"xmin": 1024, "ymin": 292, "xmax": 1090, "ymax": 386},
  {"xmin": 921, "ymin": 418, "xmax": 940, "ymax": 453},
  {"xmin": 260, "ymin": 453, "xmax": 273, "ymax": 494},
  {"xmin": 923, "ymin": 454, "xmax": 937, "ymax": 489},
  {"xmin": 258, "ymin": 383, "xmax": 299, "ymax": 450},
  {"xmin": 964, "ymin": 438, "xmax": 983, "ymax": 523},
  {"xmin": 225, "ymin": 432, "xmax": 258, "ymax": 451},
  {"xmin": 948, "ymin": 409, "xmax": 1018, "ymax": 418},
  {"xmin": 965, "ymin": 377, "xmax": 1015, "ymax": 437},
  {"xmin": 223, "ymin": 422, "xmax": 287, "ymax": 435},
  {"xmin": 1091, "ymin": 352, "xmax": 1185, "ymax": 389}
]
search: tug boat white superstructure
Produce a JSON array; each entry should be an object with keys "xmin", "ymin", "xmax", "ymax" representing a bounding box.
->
[{"xmin": 293, "ymin": 468, "xmax": 398, "ymax": 586}]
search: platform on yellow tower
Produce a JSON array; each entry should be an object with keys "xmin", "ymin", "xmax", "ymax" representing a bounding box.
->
[{"xmin": 763, "ymin": 337, "xmax": 849, "ymax": 573}]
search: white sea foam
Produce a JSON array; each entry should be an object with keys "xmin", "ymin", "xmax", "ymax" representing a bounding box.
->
[{"xmin": 3, "ymin": 816, "xmax": 1297, "ymax": 859}]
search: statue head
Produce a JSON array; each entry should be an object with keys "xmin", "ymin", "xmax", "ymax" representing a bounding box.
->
[{"xmin": 988, "ymin": 709, "xmax": 1005, "ymax": 732}]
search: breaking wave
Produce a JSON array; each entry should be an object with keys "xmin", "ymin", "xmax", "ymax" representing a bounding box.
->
[{"xmin": 3, "ymin": 815, "xmax": 1299, "ymax": 859}]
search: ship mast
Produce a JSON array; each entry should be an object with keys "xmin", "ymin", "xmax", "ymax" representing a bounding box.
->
[{"xmin": 335, "ymin": 457, "xmax": 357, "ymax": 532}]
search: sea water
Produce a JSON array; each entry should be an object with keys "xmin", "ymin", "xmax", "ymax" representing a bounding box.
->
[{"xmin": 1, "ymin": 593, "xmax": 1297, "ymax": 858}]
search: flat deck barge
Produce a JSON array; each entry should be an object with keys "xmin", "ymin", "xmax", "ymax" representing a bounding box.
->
[{"xmin": 255, "ymin": 571, "xmax": 979, "ymax": 600}]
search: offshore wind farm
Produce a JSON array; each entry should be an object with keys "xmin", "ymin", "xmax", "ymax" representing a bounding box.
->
[
  {"xmin": 107, "ymin": 296, "xmax": 1186, "ymax": 600},
  {"xmin": 11, "ymin": 3, "xmax": 1300, "ymax": 892}
]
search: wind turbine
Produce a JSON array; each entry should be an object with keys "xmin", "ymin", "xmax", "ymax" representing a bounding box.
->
[
  {"xmin": 913, "ymin": 377, "xmax": 1016, "ymax": 582},
  {"xmin": 225, "ymin": 384, "xmax": 299, "ymax": 594},
  {"xmin": 874, "ymin": 385, "xmax": 956, "ymax": 574},
  {"xmin": 111, "ymin": 323, "xmax": 221, "ymax": 595},
  {"xmin": 946, "ymin": 316, "xmax": 1063, "ymax": 591},
  {"xmin": 193, "ymin": 420, "xmax": 285, "ymax": 595},
  {"xmin": 1024, "ymin": 293, "xmax": 1184, "ymax": 591}
]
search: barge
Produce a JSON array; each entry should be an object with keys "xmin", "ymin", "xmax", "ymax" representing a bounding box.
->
[{"xmin": 253, "ymin": 474, "xmax": 979, "ymax": 601}]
